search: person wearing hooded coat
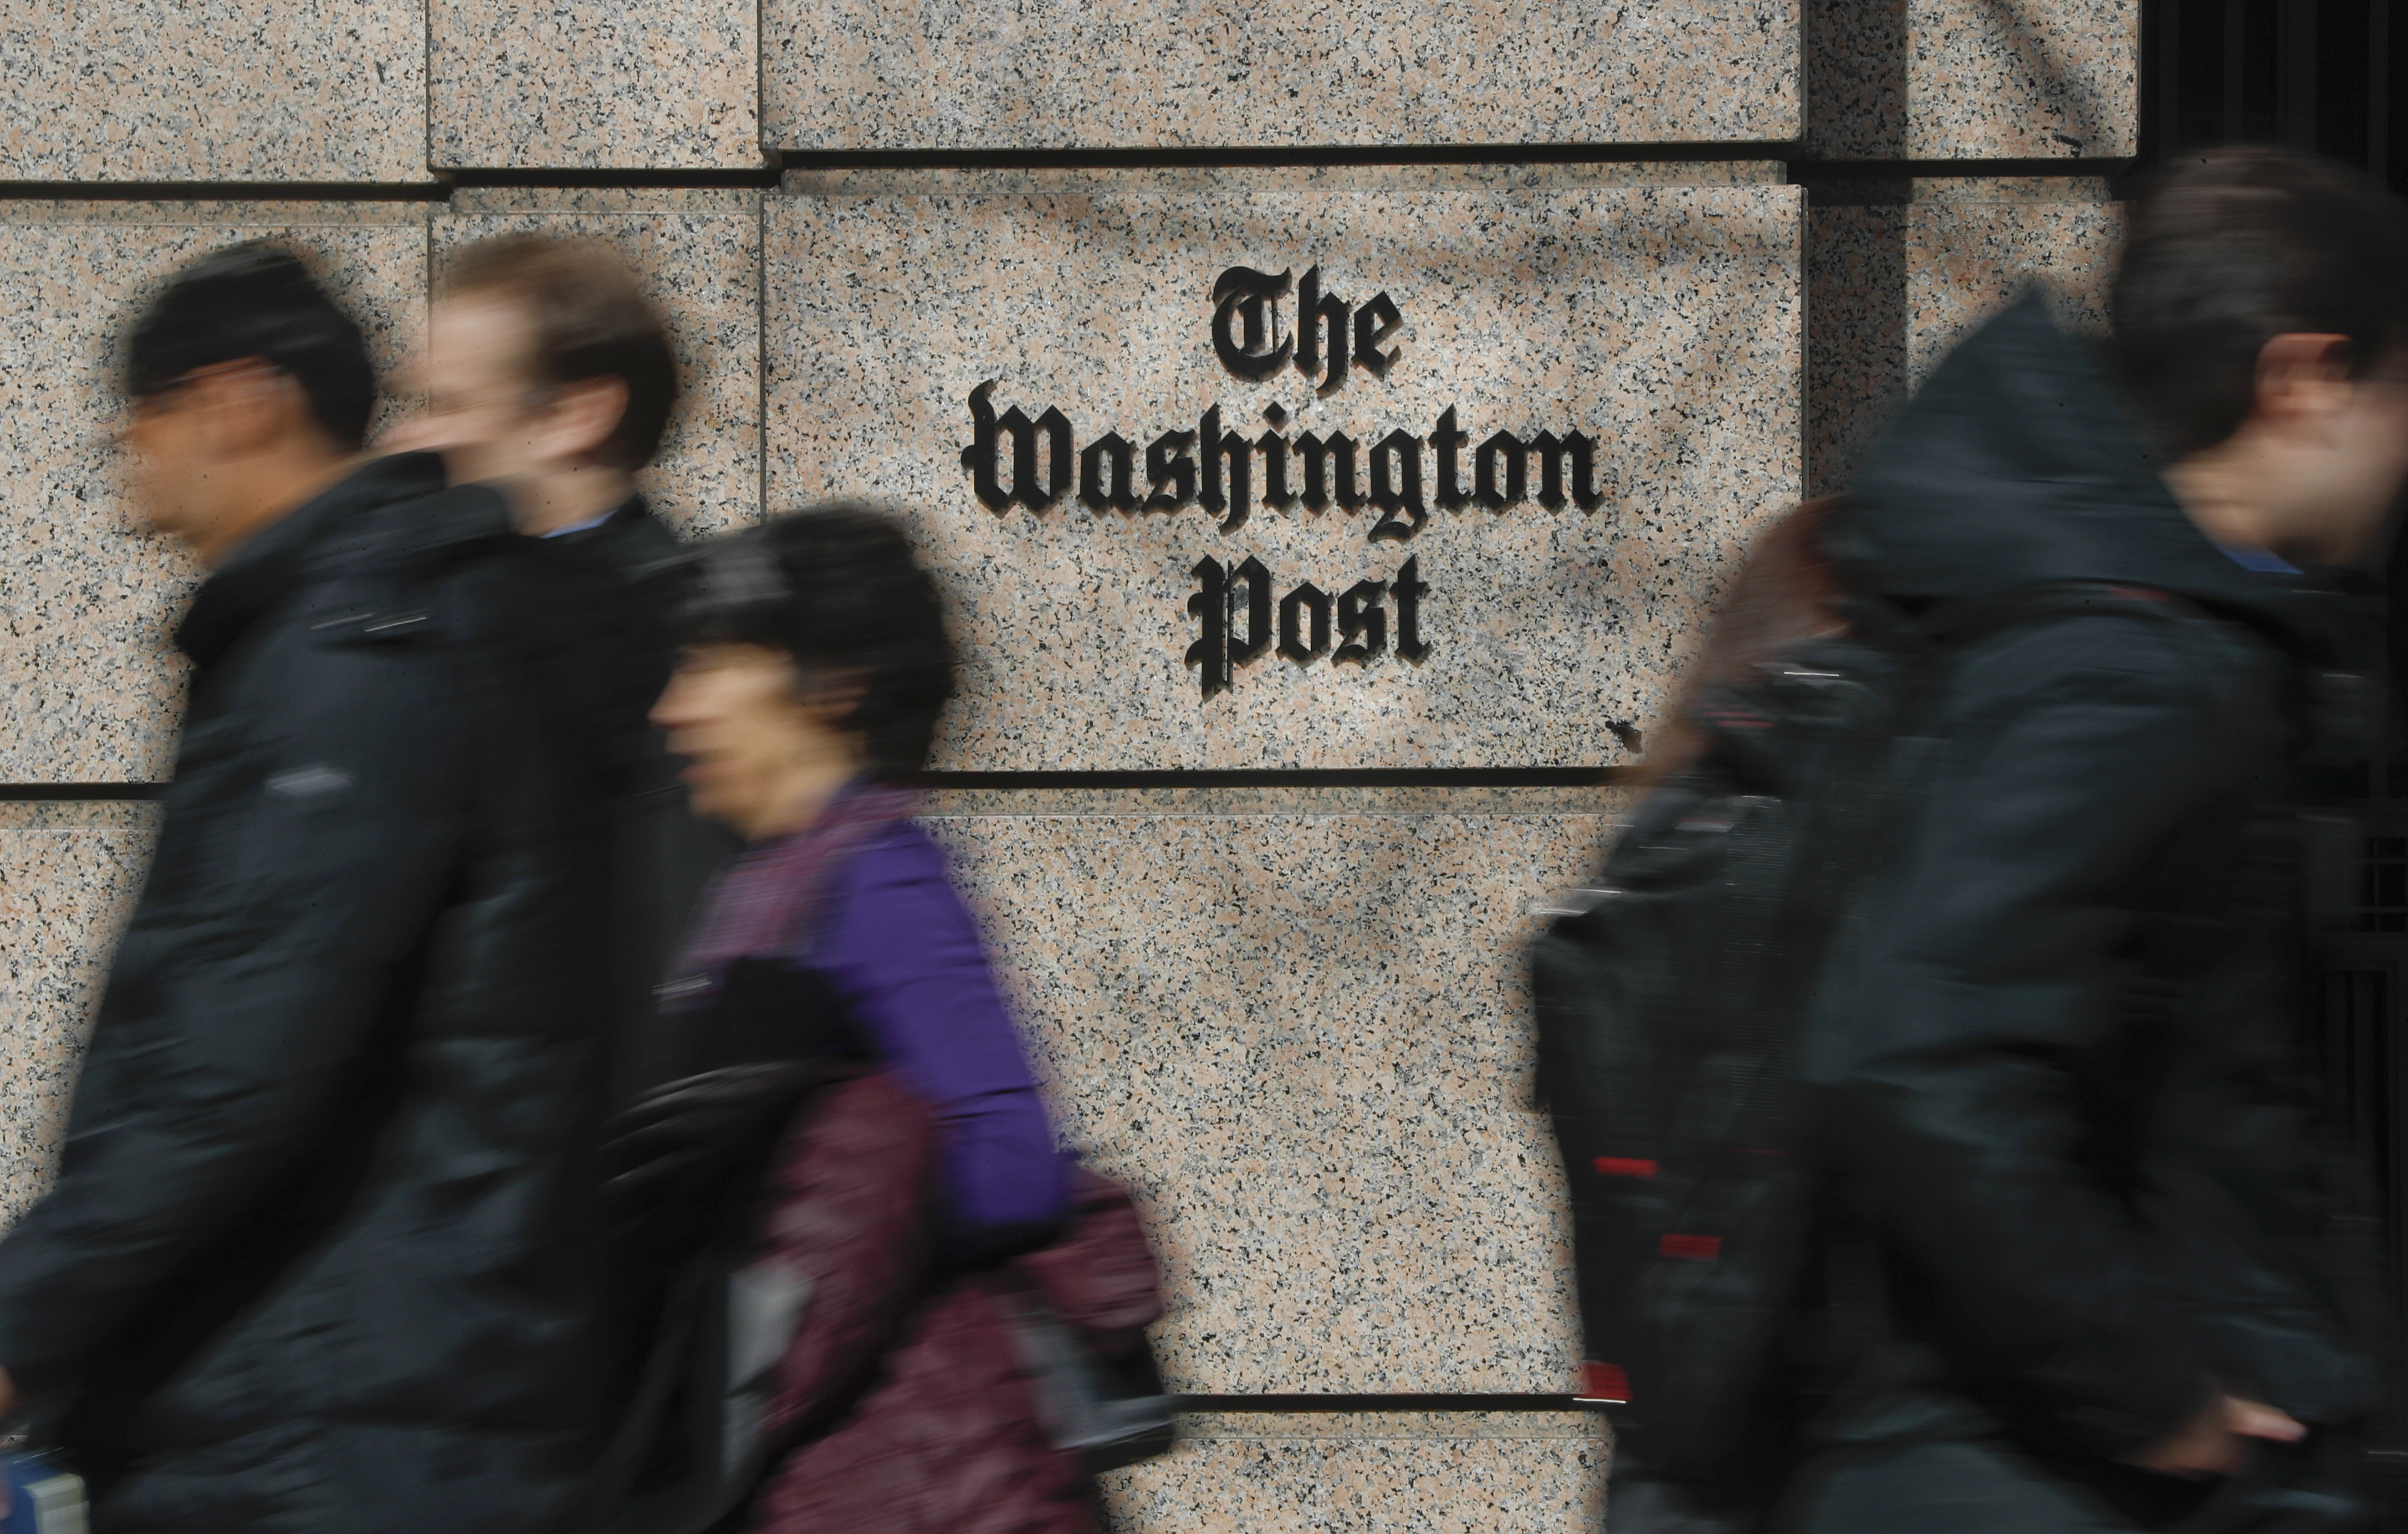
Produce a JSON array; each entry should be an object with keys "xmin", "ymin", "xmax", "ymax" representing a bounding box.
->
[{"xmin": 1755, "ymin": 149, "xmax": 2408, "ymax": 1531}]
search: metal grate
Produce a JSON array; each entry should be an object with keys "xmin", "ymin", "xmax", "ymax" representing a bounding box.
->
[
  {"xmin": 2362, "ymin": 836, "xmax": 2408, "ymax": 932},
  {"xmin": 2139, "ymin": 13, "xmax": 2408, "ymax": 1519},
  {"xmin": 2145, "ymin": 0, "xmax": 2407, "ymax": 192}
]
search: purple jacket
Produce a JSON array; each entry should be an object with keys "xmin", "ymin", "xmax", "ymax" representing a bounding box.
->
[{"xmin": 809, "ymin": 821, "xmax": 1071, "ymax": 1242}]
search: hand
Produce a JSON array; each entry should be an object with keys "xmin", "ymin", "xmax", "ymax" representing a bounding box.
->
[{"xmin": 2127, "ymin": 1393, "xmax": 2306, "ymax": 1478}]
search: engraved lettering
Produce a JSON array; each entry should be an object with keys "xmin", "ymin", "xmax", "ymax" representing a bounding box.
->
[
  {"xmin": 1198, "ymin": 405, "xmax": 1253, "ymax": 533},
  {"xmin": 1368, "ymin": 428, "xmax": 1426, "ymax": 542},
  {"xmin": 1475, "ymin": 429, "xmax": 1527, "ymax": 509},
  {"xmin": 1293, "ymin": 430, "xmax": 1361, "ymax": 513},
  {"xmin": 1295, "ymin": 266, "xmax": 1351, "ymax": 395},
  {"xmin": 1078, "ymin": 430, "xmax": 1140, "ymax": 513},
  {"xmin": 1336, "ymin": 579, "xmax": 1388, "ymax": 663},
  {"xmin": 1146, "ymin": 429, "xmax": 1197, "ymax": 510},
  {"xmin": 1211, "ymin": 267, "xmax": 1294, "ymax": 380},
  {"xmin": 960, "ymin": 381, "xmax": 1070, "ymax": 512},
  {"xmin": 1526, "ymin": 428, "xmax": 1607, "ymax": 511},
  {"xmin": 1279, "ymin": 581, "xmax": 1332, "ymax": 662},
  {"xmin": 1393, "ymin": 554, "xmax": 1430, "ymax": 661}
]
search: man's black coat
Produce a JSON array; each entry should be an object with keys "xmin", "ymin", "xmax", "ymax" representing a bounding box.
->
[
  {"xmin": 1785, "ymin": 298, "xmax": 2383, "ymax": 1528},
  {"xmin": 0, "ymin": 455, "xmax": 622, "ymax": 1532},
  {"xmin": 545, "ymin": 496, "xmax": 736, "ymax": 1105}
]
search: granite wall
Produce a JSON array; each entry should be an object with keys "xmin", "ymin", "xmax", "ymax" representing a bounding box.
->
[{"xmin": 0, "ymin": 0, "xmax": 2135, "ymax": 1527}]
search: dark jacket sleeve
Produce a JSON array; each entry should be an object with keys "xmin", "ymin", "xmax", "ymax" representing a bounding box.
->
[
  {"xmin": 0, "ymin": 645, "xmax": 468, "ymax": 1397},
  {"xmin": 1826, "ymin": 615, "xmax": 2236, "ymax": 1458}
]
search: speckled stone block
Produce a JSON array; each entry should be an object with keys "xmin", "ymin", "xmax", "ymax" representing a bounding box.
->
[
  {"xmin": 0, "ymin": 0, "xmax": 429, "ymax": 182},
  {"xmin": 0, "ymin": 807, "xmax": 159, "ymax": 1226},
  {"xmin": 434, "ymin": 194, "xmax": 763, "ymax": 538},
  {"xmin": 1098, "ymin": 1413, "xmax": 1609, "ymax": 1531},
  {"xmin": 0, "ymin": 214, "xmax": 428, "ymax": 782},
  {"xmin": 926, "ymin": 809, "xmax": 1612, "ymax": 1391},
  {"xmin": 767, "ymin": 186, "xmax": 1802, "ymax": 771},
  {"xmin": 429, "ymin": 0, "xmax": 760, "ymax": 169},
  {"xmin": 1809, "ymin": 187, "xmax": 2122, "ymax": 495},
  {"xmin": 1807, "ymin": 0, "xmax": 2137, "ymax": 159},
  {"xmin": 761, "ymin": 0, "xmax": 1800, "ymax": 150}
]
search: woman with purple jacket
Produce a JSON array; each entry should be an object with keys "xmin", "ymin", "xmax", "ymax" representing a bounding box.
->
[
  {"xmin": 651, "ymin": 505, "xmax": 1071, "ymax": 1257},
  {"xmin": 627, "ymin": 505, "xmax": 1154, "ymax": 1534}
]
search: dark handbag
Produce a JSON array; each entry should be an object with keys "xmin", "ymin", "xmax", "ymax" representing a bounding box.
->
[
  {"xmin": 589, "ymin": 1055, "xmax": 862, "ymax": 1534},
  {"xmin": 987, "ymin": 1170, "xmax": 1176, "ymax": 1476}
]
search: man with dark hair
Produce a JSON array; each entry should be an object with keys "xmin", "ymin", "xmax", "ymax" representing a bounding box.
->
[
  {"xmin": 0, "ymin": 240, "xmax": 617, "ymax": 1530},
  {"xmin": 389, "ymin": 234, "xmax": 730, "ymax": 1101},
  {"xmin": 1764, "ymin": 146, "xmax": 2408, "ymax": 1529}
]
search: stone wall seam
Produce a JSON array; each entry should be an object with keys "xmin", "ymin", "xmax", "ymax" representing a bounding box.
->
[
  {"xmin": 1165, "ymin": 1409, "xmax": 1608, "ymax": 1441},
  {"xmin": 756, "ymin": 190, "xmax": 770, "ymax": 527}
]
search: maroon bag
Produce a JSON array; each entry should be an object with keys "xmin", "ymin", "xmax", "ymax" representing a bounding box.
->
[{"xmin": 740, "ymin": 1083, "xmax": 1169, "ymax": 1534}]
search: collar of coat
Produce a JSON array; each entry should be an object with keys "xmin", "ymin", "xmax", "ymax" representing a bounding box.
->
[{"xmin": 174, "ymin": 453, "xmax": 508, "ymax": 671}]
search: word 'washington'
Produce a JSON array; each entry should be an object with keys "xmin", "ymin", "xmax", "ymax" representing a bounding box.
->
[{"xmin": 962, "ymin": 384, "xmax": 1606, "ymax": 543}]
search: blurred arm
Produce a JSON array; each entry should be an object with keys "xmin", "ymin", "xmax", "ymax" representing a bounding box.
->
[{"xmin": 816, "ymin": 829, "xmax": 1072, "ymax": 1253}]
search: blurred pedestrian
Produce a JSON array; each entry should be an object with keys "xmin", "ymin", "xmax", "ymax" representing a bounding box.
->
[
  {"xmin": 0, "ymin": 242, "xmax": 621, "ymax": 1531},
  {"xmin": 1542, "ymin": 147, "xmax": 2408, "ymax": 1534},
  {"xmin": 595, "ymin": 506, "xmax": 1164, "ymax": 1534},
  {"xmin": 392, "ymin": 232, "xmax": 678, "ymax": 549},
  {"xmin": 388, "ymin": 232, "xmax": 733, "ymax": 1103}
]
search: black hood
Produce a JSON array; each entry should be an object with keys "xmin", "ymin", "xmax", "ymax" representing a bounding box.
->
[{"xmin": 1833, "ymin": 293, "xmax": 2310, "ymax": 626}]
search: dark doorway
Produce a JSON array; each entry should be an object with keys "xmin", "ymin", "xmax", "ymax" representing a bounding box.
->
[{"xmin": 2144, "ymin": 0, "xmax": 2404, "ymax": 188}]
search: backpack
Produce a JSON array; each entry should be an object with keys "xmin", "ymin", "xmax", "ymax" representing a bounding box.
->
[{"xmin": 1530, "ymin": 500, "xmax": 2225, "ymax": 1522}]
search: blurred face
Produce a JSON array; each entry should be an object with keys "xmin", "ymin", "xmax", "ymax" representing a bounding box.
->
[
  {"xmin": 118, "ymin": 359, "xmax": 333, "ymax": 562},
  {"xmin": 120, "ymin": 377, "xmax": 220, "ymax": 540},
  {"xmin": 389, "ymin": 295, "xmax": 554, "ymax": 485},
  {"xmin": 652, "ymin": 642, "xmax": 863, "ymax": 839},
  {"xmin": 2193, "ymin": 337, "xmax": 2408, "ymax": 566}
]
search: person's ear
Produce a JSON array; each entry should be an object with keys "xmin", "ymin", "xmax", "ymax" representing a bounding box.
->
[
  {"xmin": 2253, "ymin": 333, "xmax": 2356, "ymax": 439},
  {"xmin": 801, "ymin": 684, "xmax": 865, "ymax": 726},
  {"xmin": 540, "ymin": 375, "xmax": 630, "ymax": 467}
]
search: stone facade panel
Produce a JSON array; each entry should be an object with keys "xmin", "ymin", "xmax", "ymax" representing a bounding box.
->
[
  {"xmin": 762, "ymin": 0, "xmax": 1800, "ymax": 150},
  {"xmin": 430, "ymin": 0, "xmax": 761, "ymax": 169},
  {"xmin": 929, "ymin": 809, "xmax": 1610, "ymax": 1392},
  {"xmin": 766, "ymin": 185, "xmax": 1802, "ymax": 771},
  {"xmin": 1099, "ymin": 1413, "xmax": 1607, "ymax": 1531},
  {"xmin": 1808, "ymin": 188, "xmax": 2122, "ymax": 495},
  {"xmin": 0, "ymin": 0, "xmax": 430, "ymax": 183},
  {"xmin": 1807, "ymin": 0, "xmax": 2137, "ymax": 159}
]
